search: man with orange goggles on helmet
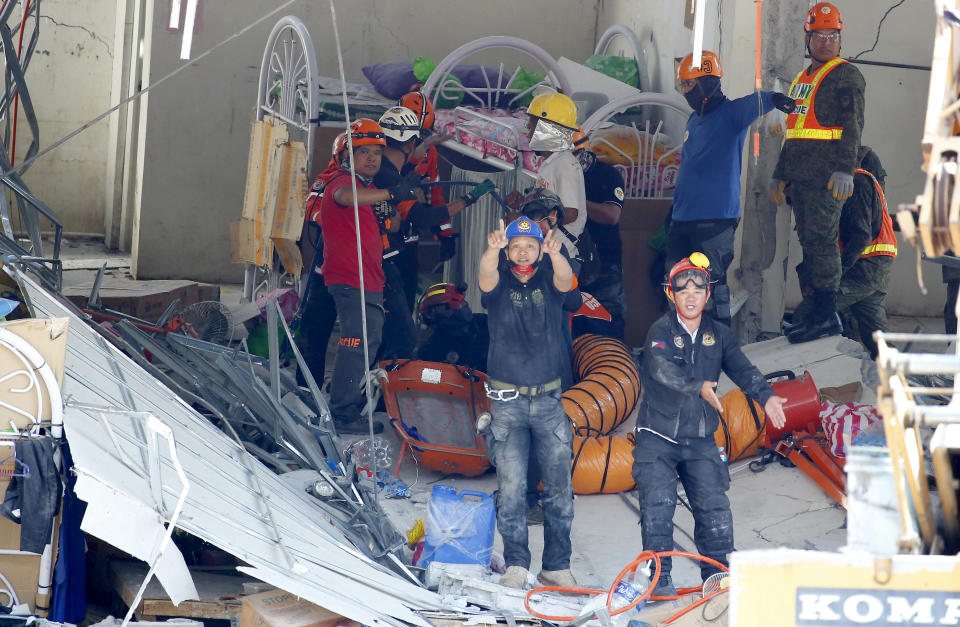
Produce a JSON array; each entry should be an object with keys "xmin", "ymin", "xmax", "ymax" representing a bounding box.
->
[
  {"xmin": 633, "ymin": 253, "xmax": 786, "ymax": 596},
  {"xmin": 668, "ymin": 51, "xmax": 793, "ymax": 326},
  {"xmin": 771, "ymin": 2, "xmax": 866, "ymax": 344}
]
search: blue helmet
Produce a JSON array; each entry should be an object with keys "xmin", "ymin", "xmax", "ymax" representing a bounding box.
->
[{"xmin": 504, "ymin": 216, "xmax": 544, "ymax": 243}]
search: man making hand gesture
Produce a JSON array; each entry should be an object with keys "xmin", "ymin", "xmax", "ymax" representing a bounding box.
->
[{"xmin": 478, "ymin": 216, "xmax": 578, "ymax": 591}]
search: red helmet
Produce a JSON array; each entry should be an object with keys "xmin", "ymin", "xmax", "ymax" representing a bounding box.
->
[
  {"xmin": 346, "ymin": 118, "xmax": 386, "ymax": 148},
  {"xmin": 664, "ymin": 252, "xmax": 711, "ymax": 302},
  {"xmin": 398, "ymin": 91, "xmax": 435, "ymax": 132},
  {"xmin": 417, "ymin": 283, "xmax": 467, "ymax": 324},
  {"xmin": 805, "ymin": 2, "xmax": 843, "ymax": 32}
]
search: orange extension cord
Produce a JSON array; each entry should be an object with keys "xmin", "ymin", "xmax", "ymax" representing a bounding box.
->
[{"xmin": 523, "ymin": 550, "xmax": 729, "ymax": 624}]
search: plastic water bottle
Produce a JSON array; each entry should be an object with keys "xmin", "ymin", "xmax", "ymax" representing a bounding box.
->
[
  {"xmin": 611, "ymin": 566, "xmax": 650, "ymax": 619},
  {"xmin": 718, "ymin": 446, "xmax": 728, "ymax": 463}
]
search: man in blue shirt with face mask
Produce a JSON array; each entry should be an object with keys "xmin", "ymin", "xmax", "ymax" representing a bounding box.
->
[{"xmin": 666, "ymin": 51, "xmax": 794, "ymax": 325}]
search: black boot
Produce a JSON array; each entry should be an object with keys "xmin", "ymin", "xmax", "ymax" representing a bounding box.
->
[
  {"xmin": 787, "ymin": 291, "xmax": 842, "ymax": 344},
  {"xmin": 651, "ymin": 572, "xmax": 677, "ymax": 598}
]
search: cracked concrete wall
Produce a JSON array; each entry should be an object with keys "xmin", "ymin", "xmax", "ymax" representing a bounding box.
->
[
  {"xmin": 14, "ymin": 0, "xmax": 116, "ymax": 236},
  {"xmin": 133, "ymin": 0, "xmax": 599, "ymax": 281}
]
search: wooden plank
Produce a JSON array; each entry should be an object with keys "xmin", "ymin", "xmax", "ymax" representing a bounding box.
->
[{"xmin": 111, "ymin": 560, "xmax": 252, "ymax": 620}]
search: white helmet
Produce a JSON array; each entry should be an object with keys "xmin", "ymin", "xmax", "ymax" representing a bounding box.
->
[{"xmin": 378, "ymin": 106, "xmax": 421, "ymax": 143}]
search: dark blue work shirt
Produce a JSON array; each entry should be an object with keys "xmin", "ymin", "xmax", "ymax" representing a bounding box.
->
[
  {"xmin": 672, "ymin": 92, "xmax": 775, "ymax": 222},
  {"xmin": 481, "ymin": 263, "xmax": 574, "ymax": 386}
]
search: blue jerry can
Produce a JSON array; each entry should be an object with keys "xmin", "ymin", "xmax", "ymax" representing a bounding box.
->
[{"xmin": 419, "ymin": 485, "xmax": 495, "ymax": 569}]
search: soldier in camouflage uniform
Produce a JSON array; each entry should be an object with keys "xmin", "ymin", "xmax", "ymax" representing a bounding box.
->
[
  {"xmin": 789, "ymin": 147, "xmax": 895, "ymax": 359},
  {"xmin": 771, "ymin": 2, "xmax": 865, "ymax": 344}
]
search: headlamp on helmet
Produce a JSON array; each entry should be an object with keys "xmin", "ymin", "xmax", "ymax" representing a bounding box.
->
[{"xmin": 664, "ymin": 253, "xmax": 712, "ymax": 301}]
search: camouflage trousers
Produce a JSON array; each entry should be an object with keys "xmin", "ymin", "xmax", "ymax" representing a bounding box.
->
[
  {"xmin": 789, "ymin": 179, "xmax": 843, "ymax": 292},
  {"xmin": 794, "ymin": 256, "xmax": 892, "ymax": 358}
]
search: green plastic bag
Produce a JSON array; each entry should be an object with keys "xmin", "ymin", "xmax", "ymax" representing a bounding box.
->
[
  {"xmin": 413, "ymin": 56, "xmax": 436, "ymax": 82},
  {"xmin": 507, "ymin": 66, "xmax": 546, "ymax": 108},
  {"xmin": 585, "ymin": 54, "xmax": 640, "ymax": 88},
  {"xmin": 413, "ymin": 56, "xmax": 463, "ymax": 109},
  {"xmin": 648, "ymin": 223, "xmax": 667, "ymax": 252}
]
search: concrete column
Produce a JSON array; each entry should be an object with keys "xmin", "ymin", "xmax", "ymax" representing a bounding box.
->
[{"xmin": 735, "ymin": 1, "xmax": 807, "ymax": 343}]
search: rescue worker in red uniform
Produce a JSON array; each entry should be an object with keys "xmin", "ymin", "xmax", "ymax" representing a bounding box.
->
[
  {"xmin": 297, "ymin": 132, "xmax": 347, "ymax": 386},
  {"xmin": 633, "ymin": 254, "xmax": 787, "ymax": 596},
  {"xmin": 320, "ymin": 118, "xmax": 421, "ymax": 434},
  {"xmin": 771, "ymin": 2, "xmax": 865, "ymax": 344}
]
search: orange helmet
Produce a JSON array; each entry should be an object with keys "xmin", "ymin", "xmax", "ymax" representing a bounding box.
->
[
  {"xmin": 677, "ymin": 51, "xmax": 723, "ymax": 81},
  {"xmin": 664, "ymin": 252, "xmax": 712, "ymax": 302},
  {"xmin": 805, "ymin": 2, "xmax": 843, "ymax": 32},
  {"xmin": 346, "ymin": 118, "xmax": 386, "ymax": 148},
  {"xmin": 572, "ymin": 126, "xmax": 589, "ymax": 151},
  {"xmin": 398, "ymin": 91, "xmax": 435, "ymax": 132}
]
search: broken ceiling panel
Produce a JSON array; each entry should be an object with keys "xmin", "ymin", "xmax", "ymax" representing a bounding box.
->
[{"xmin": 14, "ymin": 268, "xmax": 443, "ymax": 627}]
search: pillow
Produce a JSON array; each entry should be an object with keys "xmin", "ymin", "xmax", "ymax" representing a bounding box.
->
[{"xmin": 361, "ymin": 61, "xmax": 419, "ymax": 100}]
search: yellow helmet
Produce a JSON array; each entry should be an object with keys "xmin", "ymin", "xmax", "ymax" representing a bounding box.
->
[{"xmin": 526, "ymin": 92, "xmax": 578, "ymax": 131}]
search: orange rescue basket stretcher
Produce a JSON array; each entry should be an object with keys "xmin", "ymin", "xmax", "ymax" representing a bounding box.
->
[{"xmin": 380, "ymin": 360, "xmax": 491, "ymax": 477}]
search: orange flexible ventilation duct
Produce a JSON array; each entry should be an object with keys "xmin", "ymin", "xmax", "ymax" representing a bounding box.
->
[
  {"xmin": 571, "ymin": 433, "xmax": 637, "ymax": 494},
  {"xmin": 564, "ymin": 334, "xmax": 642, "ymax": 495},
  {"xmin": 563, "ymin": 334, "xmax": 641, "ymax": 435}
]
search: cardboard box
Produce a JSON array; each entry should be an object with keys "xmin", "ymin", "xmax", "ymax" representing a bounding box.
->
[
  {"xmin": 620, "ymin": 198, "xmax": 672, "ymax": 347},
  {"xmin": 0, "ymin": 318, "xmax": 68, "ymax": 431},
  {"xmin": 62, "ymin": 279, "xmax": 220, "ymax": 322},
  {"xmin": 238, "ymin": 590, "xmax": 360, "ymax": 627}
]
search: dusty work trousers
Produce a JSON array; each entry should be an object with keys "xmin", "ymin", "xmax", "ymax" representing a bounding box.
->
[
  {"xmin": 328, "ymin": 284, "xmax": 384, "ymax": 423},
  {"xmin": 378, "ymin": 260, "xmax": 417, "ymax": 361},
  {"xmin": 395, "ymin": 241, "xmax": 420, "ymax": 312},
  {"xmin": 665, "ymin": 219, "xmax": 737, "ymax": 322},
  {"xmin": 793, "ymin": 257, "xmax": 892, "ymax": 358},
  {"xmin": 298, "ymin": 271, "xmax": 337, "ymax": 386},
  {"xmin": 631, "ymin": 430, "xmax": 732, "ymax": 582},
  {"xmin": 487, "ymin": 390, "xmax": 575, "ymax": 571},
  {"xmin": 789, "ymin": 180, "xmax": 843, "ymax": 293}
]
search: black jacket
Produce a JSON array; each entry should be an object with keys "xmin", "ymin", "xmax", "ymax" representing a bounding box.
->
[{"xmin": 637, "ymin": 313, "xmax": 774, "ymax": 440}]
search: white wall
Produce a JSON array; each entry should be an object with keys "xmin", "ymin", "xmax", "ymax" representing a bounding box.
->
[
  {"xmin": 14, "ymin": 0, "xmax": 117, "ymax": 236},
  {"xmin": 133, "ymin": 0, "xmax": 600, "ymax": 281}
]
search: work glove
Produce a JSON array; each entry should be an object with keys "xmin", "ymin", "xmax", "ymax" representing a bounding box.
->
[
  {"xmin": 771, "ymin": 179, "xmax": 787, "ymax": 206},
  {"xmin": 827, "ymin": 171, "xmax": 855, "ymax": 201},
  {"xmin": 462, "ymin": 179, "xmax": 496, "ymax": 207},
  {"xmin": 771, "ymin": 92, "xmax": 795, "ymax": 114},
  {"xmin": 388, "ymin": 171, "xmax": 426, "ymax": 203},
  {"xmin": 372, "ymin": 200, "xmax": 396, "ymax": 222}
]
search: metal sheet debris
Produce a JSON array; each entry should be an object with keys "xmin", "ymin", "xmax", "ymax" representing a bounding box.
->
[{"xmin": 13, "ymin": 267, "xmax": 444, "ymax": 627}]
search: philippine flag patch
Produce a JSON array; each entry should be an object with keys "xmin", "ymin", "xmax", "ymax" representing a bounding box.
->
[{"xmin": 651, "ymin": 340, "xmax": 665, "ymax": 349}]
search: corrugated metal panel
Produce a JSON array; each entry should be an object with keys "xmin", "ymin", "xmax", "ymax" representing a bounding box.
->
[{"xmin": 15, "ymin": 269, "xmax": 442, "ymax": 627}]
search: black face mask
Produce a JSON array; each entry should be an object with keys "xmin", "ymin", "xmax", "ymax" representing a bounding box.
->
[{"xmin": 683, "ymin": 76, "xmax": 726, "ymax": 116}]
